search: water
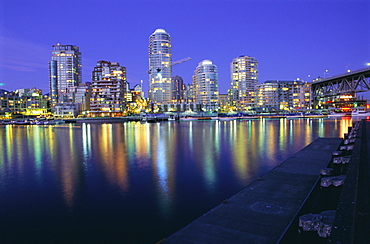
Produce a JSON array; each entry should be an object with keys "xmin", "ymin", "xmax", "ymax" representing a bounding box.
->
[{"xmin": 0, "ymin": 118, "xmax": 352, "ymax": 243}]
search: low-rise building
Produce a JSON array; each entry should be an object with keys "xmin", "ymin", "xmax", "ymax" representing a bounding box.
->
[
  {"xmin": 0, "ymin": 89, "xmax": 49, "ymax": 117},
  {"xmin": 54, "ymin": 103, "xmax": 80, "ymax": 118},
  {"xmin": 255, "ymin": 80, "xmax": 311, "ymax": 112}
]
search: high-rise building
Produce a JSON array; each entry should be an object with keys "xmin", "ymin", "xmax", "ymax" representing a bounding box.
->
[
  {"xmin": 148, "ymin": 28, "xmax": 172, "ymax": 104},
  {"xmin": 193, "ymin": 60, "xmax": 219, "ymax": 110},
  {"xmin": 172, "ymin": 75, "xmax": 186, "ymax": 102},
  {"xmin": 49, "ymin": 44, "xmax": 81, "ymax": 106},
  {"xmin": 90, "ymin": 60, "xmax": 127, "ymax": 116},
  {"xmin": 229, "ymin": 55, "xmax": 258, "ymax": 108}
]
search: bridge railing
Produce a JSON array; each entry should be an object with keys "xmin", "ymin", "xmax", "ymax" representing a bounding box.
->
[{"xmin": 313, "ymin": 66, "xmax": 370, "ymax": 84}]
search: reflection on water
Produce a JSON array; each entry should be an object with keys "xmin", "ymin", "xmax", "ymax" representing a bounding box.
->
[{"xmin": 0, "ymin": 118, "xmax": 351, "ymax": 243}]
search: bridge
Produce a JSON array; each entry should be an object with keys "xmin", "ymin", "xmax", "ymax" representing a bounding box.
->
[{"xmin": 312, "ymin": 67, "xmax": 370, "ymax": 109}]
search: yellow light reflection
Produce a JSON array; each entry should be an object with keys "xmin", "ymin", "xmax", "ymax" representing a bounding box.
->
[{"xmin": 97, "ymin": 123, "xmax": 129, "ymax": 194}]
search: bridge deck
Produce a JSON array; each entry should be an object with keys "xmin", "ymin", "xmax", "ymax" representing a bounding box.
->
[{"xmin": 164, "ymin": 137, "xmax": 341, "ymax": 244}]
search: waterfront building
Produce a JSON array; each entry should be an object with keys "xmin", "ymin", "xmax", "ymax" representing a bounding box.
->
[
  {"xmin": 53, "ymin": 82, "xmax": 91, "ymax": 116},
  {"xmin": 90, "ymin": 60, "xmax": 127, "ymax": 116},
  {"xmin": 65, "ymin": 83, "xmax": 92, "ymax": 113},
  {"xmin": 192, "ymin": 60, "xmax": 219, "ymax": 111},
  {"xmin": 125, "ymin": 86, "xmax": 148, "ymax": 114},
  {"xmin": 255, "ymin": 80, "xmax": 312, "ymax": 111},
  {"xmin": 172, "ymin": 75, "xmax": 186, "ymax": 102},
  {"xmin": 219, "ymin": 94, "xmax": 228, "ymax": 107},
  {"xmin": 49, "ymin": 44, "xmax": 82, "ymax": 107},
  {"xmin": 185, "ymin": 84, "xmax": 194, "ymax": 103},
  {"xmin": 0, "ymin": 89, "xmax": 48, "ymax": 117},
  {"xmin": 229, "ymin": 55, "xmax": 258, "ymax": 109},
  {"xmin": 278, "ymin": 80, "xmax": 311, "ymax": 110},
  {"xmin": 255, "ymin": 81, "xmax": 279, "ymax": 111},
  {"xmin": 54, "ymin": 103, "xmax": 80, "ymax": 118},
  {"xmin": 148, "ymin": 29, "xmax": 172, "ymax": 104}
]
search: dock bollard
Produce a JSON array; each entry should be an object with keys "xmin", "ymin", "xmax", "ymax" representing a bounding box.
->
[
  {"xmin": 320, "ymin": 168, "xmax": 333, "ymax": 176},
  {"xmin": 333, "ymin": 156, "xmax": 351, "ymax": 165},
  {"xmin": 331, "ymin": 175, "xmax": 345, "ymax": 187},
  {"xmin": 317, "ymin": 210, "xmax": 336, "ymax": 238},
  {"xmin": 332, "ymin": 155, "xmax": 350, "ymax": 174},
  {"xmin": 320, "ymin": 175, "xmax": 346, "ymax": 187},
  {"xmin": 299, "ymin": 213, "xmax": 322, "ymax": 231},
  {"xmin": 299, "ymin": 210, "xmax": 336, "ymax": 238}
]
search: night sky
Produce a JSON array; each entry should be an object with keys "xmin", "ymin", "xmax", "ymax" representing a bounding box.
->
[{"xmin": 0, "ymin": 0, "xmax": 369, "ymax": 97}]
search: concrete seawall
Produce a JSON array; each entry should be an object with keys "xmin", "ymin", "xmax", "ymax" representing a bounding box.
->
[
  {"xmin": 163, "ymin": 137, "xmax": 341, "ymax": 243},
  {"xmin": 163, "ymin": 119, "xmax": 370, "ymax": 243}
]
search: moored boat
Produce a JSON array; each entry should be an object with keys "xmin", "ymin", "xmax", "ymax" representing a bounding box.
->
[
  {"xmin": 351, "ymin": 107, "xmax": 370, "ymax": 117},
  {"xmin": 13, "ymin": 120, "xmax": 31, "ymax": 125},
  {"xmin": 328, "ymin": 112, "xmax": 350, "ymax": 118},
  {"xmin": 180, "ymin": 116, "xmax": 198, "ymax": 121},
  {"xmin": 219, "ymin": 117, "xmax": 236, "ymax": 121}
]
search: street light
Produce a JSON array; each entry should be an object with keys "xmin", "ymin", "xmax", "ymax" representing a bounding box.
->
[
  {"xmin": 346, "ymin": 63, "xmax": 351, "ymax": 72},
  {"xmin": 324, "ymin": 70, "xmax": 329, "ymax": 78}
]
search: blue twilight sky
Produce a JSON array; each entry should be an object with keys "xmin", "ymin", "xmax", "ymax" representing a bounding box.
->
[{"xmin": 0, "ymin": 0, "xmax": 369, "ymax": 97}]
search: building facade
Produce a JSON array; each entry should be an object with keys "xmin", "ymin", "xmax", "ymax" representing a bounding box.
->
[
  {"xmin": 148, "ymin": 29, "xmax": 172, "ymax": 104},
  {"xmin": 278, "ymin": 80, "xmax": 311, "ymax": 110},
  {"xmin": 192, "ymin": 60, "xmax": 219, "ymax": 111},
  {"xmin": 229, "ymin": 55, "xmax": 258, "ymax": 109},
  {"xmin": 65, "ymin": 83, "xmax": 92, "ymax": 112},
  {"xmin": 90, "ymin": 60, "xmax": 127, "ymax": 116},
  {"xmin": 255, "ymin": 80, "xmax": 312, "ymax": 111},
  {"xmin": 49, "ymin": 44, "xmax": 82, "ymax": 106},
  {"xmin": 255, "ymin": 81, "xmax": 279, "ymax": 110},
  {"xmin": 172, "ymin": 75, "xmax": 186, "ymax": 102},
  {"xmin": 0, "ymin": 89, "xmax": 49, "ymax": 117}
]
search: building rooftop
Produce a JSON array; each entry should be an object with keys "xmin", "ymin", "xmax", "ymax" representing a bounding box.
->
[{"xmin": 154, "ymin": 28, "xmax": 167, "ymax": 34}]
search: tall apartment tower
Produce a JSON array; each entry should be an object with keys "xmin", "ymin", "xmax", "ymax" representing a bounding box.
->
[
  {"xmin": 193, "ymin": 60, "xmax": 219, "ymax": 110},
  {"xmin": 148, "ymin": 29, "xmax": 172, "ymax": 104},
  {"xmin": 49, "ymin": 44, "xmax": 82, "ymax": 106},
  {"xmin": 230, "ymin": 55, "xmax": 258, "ymax": 108},
  {"xmin": 90, "ymin": 60, "xmax": 127, "ymax": 116},
  {"xmin": 172, "ymin": 75, "xmax": 186, "ymax": 102}
]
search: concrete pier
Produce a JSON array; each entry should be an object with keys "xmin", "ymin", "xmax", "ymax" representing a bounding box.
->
[{"xmin": 164, "ymin": 137, "xmax": 341, "ymax": 244}]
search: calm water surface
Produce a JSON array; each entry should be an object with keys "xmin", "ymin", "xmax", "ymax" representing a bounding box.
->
[{"xmin": 0, "ymin": 118, "xmax": 352, "ymax": 243}]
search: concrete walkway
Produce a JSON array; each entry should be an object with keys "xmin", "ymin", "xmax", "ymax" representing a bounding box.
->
[{"xmin": 164, "ymin": 138, "xmax": 341, "ymax": 244}]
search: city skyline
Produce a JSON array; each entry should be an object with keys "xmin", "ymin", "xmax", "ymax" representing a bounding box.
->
[{"xmin": 0, "ymin": 0, "xmax": 369, "ymax": 98}]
